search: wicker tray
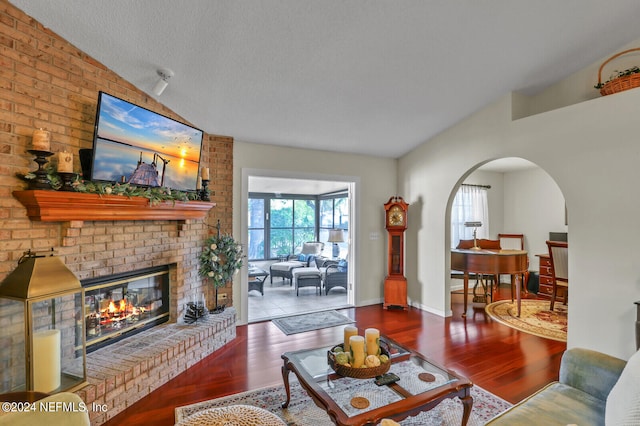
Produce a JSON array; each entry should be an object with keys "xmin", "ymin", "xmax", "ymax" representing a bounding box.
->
[
  {"xmin": 597, "ymin": 48, "xmax": 640, "ymax": 96},
  {"xmin": 327, "ymin": 341, "xmax": 391, "ymax": 379}
]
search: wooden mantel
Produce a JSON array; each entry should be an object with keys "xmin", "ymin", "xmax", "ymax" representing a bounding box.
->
[{"xmin": 13, "ymin": 190, "xmax": 215, "ymax": 222}]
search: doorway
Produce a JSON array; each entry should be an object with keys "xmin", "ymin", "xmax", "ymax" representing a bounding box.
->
[{"xmin": 240, "ymin": 169, "xmax": 357, "ymax": 324}]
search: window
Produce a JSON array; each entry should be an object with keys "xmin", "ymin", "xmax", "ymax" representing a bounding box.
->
[
  {"xmin": 248, "ymin": 192, "xmax": 348, "ymax": 261},
  {"xmin": 247, "ymin": 198, "xmax": 265, "ymax": 259},
  {"xmin": 451, "ymin": 184, "xmax": 489, "ymax": 247},
  {"xmin": 319, "ymin": 194, "xmax": 349, "ymax": 258}
]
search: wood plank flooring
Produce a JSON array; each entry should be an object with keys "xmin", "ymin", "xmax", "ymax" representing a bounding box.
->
[{"xmin": 104, "ymin": 287, "xmax": 566, "ymax": 425}]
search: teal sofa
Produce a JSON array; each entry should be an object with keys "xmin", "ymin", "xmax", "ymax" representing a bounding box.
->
[{"xmin": 487, "ymin": 347, "xmax": 630, "ymax": 425}]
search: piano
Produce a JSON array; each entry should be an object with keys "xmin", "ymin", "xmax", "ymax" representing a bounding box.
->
[{"xmin": 451, "ymin": 248, "xmax": 528, "ymax": 317}]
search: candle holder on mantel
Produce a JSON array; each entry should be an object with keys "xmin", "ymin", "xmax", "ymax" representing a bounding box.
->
[
  {"xmin": 27, "ymin": 149, "xmax": 54, "ymax": 190},
  {"xmin": 58, "ymin": 172, "xmax": 76, "ymax": 191},
  {"xmin": 200, "ymin": 179, "xmax": 210, "ymax": 201}
]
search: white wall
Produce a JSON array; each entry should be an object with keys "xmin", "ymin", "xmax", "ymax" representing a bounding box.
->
[
  {"xmin": 399, "ymin": 88, "xmax": 640, "ymax": 359},
  {"xmin": 233, "ymin": 142, "xmax": 397, "ymax": 324},
  {"xmin": 503, "ymin": 167, "xmax": 567, "ymax": 263}
]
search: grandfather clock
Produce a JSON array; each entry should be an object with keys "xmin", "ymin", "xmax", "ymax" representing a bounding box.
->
[{"xmin": 383, "ymin": 196, "xmax": 409, "ymax": 309}]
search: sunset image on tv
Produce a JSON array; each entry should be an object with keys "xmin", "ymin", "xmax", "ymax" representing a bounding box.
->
[{"xmin": 91, "ymin": 92, "xmax": 204, "ymax": 191}]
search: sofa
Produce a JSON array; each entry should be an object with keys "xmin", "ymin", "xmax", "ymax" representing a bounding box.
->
[{"xmin": 487, "ymin": 347, "xmax": 639, "ymax": 425}]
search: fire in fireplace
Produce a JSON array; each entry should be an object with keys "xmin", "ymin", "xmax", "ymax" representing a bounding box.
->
[{"xmin": 82, "ymin": 266, "xmax": 170, "ymax": 352}]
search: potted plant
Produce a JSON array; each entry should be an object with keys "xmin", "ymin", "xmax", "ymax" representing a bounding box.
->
[{"xmin": 198, "ymin": 233, "xmax": 243, "ymax": 313}]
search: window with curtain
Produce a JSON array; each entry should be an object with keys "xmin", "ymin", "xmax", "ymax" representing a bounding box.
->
[{"xmin": 451, "ymin": 185, "xmax": 489, "ymax": 247}]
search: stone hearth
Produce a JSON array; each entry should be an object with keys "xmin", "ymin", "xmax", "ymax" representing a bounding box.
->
[{"xmin": 75, "ymin": 308, "xmax": 236, "ymax": 425}]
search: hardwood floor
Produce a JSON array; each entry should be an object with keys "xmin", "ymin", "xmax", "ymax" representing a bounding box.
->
[{"xmin": 104, "ymin": 286, "xmax": 566, "ymax": 425}]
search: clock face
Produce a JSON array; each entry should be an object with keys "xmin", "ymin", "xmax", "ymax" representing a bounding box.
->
[{"xmin": 388, "ymin": 206, "xmax": 404, "ymax": 226}]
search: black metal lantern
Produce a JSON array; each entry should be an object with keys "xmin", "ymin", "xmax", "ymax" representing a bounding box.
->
[{"xmin": 0, "ymin": 250, "xmax": 87, "ymax": 395}]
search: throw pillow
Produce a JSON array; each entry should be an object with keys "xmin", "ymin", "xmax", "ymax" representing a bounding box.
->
[
  {"xmin": 337, "ymin": 259, "xmax": 348, "ymax": 272},
  {"xmin": 297, "ymin": 254, "xmax": 307, "ymax": 262},
  {"xmin": 605, "ymin": 349, "xmax": 640, "ymax": 425}
]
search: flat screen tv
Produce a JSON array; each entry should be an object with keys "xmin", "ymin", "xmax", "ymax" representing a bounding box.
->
[{"xmin": 89, "ymin": 91, "xmax": 204, "ymax": 192}]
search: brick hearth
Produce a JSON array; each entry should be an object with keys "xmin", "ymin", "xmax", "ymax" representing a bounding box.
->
[{"xmin": 75, "ymin": 308, "xmax": 236, "ymax": 425}]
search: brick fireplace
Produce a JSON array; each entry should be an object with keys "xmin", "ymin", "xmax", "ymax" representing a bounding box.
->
[{"xmin": 0, "ymin": 2, "xmax": 238, "ymax": 425}]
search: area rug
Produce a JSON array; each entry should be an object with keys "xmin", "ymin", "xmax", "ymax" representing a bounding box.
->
[
  {"xmin": 272, "ymin": 310, "xmax": 354, "ymax": 335},
  {"xmin": 175, "ymin": 377, "xmax": 512, "ymax": 425},
  {"xmin": 485, "ymin": 299, "xmax": 567, "ymax": 342}
]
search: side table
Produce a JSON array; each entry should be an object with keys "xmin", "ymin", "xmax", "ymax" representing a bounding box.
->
[{"xmin": 248, "ymin": 266, "xmax": 269, "ymax": 296}]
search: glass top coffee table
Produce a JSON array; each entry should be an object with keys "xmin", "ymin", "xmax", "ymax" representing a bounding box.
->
[{"xmin": 281, "ymin": 337, "xmax": 473, "ymax": 425}]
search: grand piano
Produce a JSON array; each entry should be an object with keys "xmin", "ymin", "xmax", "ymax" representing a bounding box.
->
[{"xmin": 451, "ymin": 248, "xmax": 528, "ymax": 317}]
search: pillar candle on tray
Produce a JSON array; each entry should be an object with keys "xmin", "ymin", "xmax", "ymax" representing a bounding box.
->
[
  {"xmin": 343, "ymin": 325, "xmax": 358, "ymax": 353},
  {"xmin": 33, "ymin": 329, "xmax": 61, "ymax": 393},
  {"xmin": 349, "ymin": 335, "xmax": 365, "ymax": 368},
  {"xmin": 201, "ymin": 167, "xmax": 210, "ymax": 180},
  {"xmin": 57, "ymin": 151, "xmax": 73, "ymax": 173},
  {"xmin": 32, "ymin": 128, "xmax": 51, "ymax": 151},
  {"xmin": 365, "ymin": 327, "xmax": 380, "ymax": 356},
  {"xmin": 196, "ymin": 176, "xmax": 202, "ymax": 190}
]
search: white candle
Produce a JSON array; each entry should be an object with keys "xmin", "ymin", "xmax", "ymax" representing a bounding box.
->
[
  {"xmin": 365, "ymin": 328, "xmax": 380, "ymax": 356},
  {"xmin": 196, "ymin": 177, "xmax": 202, "ymax": 190},
  {"xmin": 32, "ymin": 129, "xmax": 51, "ymax": 151},
  {"xmin": 33, "ymin": 329, "xmax": 61, "ymax": 393},
  {"xmin": 343, "ymin": 325, "xmax": 358, "ymax": 353},
  {"xmin": 57, "ymin": 151, "xmax": 73, "ymax": 173},
  {"xmin": 349, "ymin": 335, "xmax": 365, "ymax": 368},
  {"xmin": 201, "ymin": 167, "xmax": 210, "ymax": 180}
]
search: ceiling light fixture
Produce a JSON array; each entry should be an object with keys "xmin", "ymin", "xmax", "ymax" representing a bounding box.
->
[{"xmin": 152, "ymin": 68, "xmax": 174, "ymax": 96}]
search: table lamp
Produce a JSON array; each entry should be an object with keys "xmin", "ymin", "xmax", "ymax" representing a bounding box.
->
[
  {"xmin": 464, "ymin": 221, "xmax": 482, "ymax": 250},
  {"xmin": 328, "ymin": 229, "xmax": 345, "ymax": 258}
]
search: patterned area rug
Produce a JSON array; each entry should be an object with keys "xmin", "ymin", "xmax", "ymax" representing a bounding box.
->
[
  {"xmin": 175, "ymin": 377, "xmax": 512, "ymax": 425},
  {"xmin": 485, "ymin": 299, "xmax": 567, "ymax": 342},
  {"xmin": 272, "ymin": 310, "xmax": 354, "ymax": 335}
]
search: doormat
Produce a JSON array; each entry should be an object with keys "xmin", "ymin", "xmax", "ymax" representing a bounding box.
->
[{"xmin": 271, "ymin": 310, "xmax": 354, "ymax": 335}]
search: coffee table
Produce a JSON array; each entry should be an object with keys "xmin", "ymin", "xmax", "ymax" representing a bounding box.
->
[{"xmin": 281, "ymin": 337, "xmax": 473, "ymax": 425}]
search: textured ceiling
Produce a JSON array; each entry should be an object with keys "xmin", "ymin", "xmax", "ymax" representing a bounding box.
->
[{"xmin": 10, "ymin": 1, "xmax": 640, "ymax": 158}]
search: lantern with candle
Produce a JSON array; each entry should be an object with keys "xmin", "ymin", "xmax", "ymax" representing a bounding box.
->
[{"xmin": 0, "ymin": 250, "xmax": 87, "ymax": 397}]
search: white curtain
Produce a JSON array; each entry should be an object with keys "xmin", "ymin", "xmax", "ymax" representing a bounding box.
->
[{"xmin": 451, "ymin": 185, "xmax": 489, "ymax": 247}]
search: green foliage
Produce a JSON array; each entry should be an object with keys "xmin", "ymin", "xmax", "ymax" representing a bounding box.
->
[
  {"xmin": 595, "ymin": 66, "xmax": 640, "ymax": 89},
  {"xmin": 17, "ymin": 169, "xmax": 201, "ymax": 203},
  {"xmin": 199, "ymin": 234, "xmax": 244, "ymax": 288},
  {"xmin": 71, "ymin": 177, "xmax": 199, "ymax": 204}
]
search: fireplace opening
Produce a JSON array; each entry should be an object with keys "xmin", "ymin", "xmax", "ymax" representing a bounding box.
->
[{"xmin": 82, "ymin": 266, "xmax": 170, "ymax": 353}]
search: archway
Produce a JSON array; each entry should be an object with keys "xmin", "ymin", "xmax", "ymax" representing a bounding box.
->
[{"xmin": 445, "ymin": 157, "xmax": 568, "ymax": 317}]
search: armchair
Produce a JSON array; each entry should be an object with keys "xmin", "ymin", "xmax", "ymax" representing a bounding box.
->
[{"xmin": 324, "ymin": 260, "xmax": 348, "ymax": 295}]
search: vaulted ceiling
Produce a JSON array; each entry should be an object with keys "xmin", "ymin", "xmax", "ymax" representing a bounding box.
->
[{"xmin": 11, "ymin": 1, "xmax": 640, "ymax": 158}]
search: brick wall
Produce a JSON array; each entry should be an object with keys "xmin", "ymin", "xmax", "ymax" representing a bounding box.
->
[{"xmin": 0, "ymin": 1, "xmax": 236, "ymax": 317}]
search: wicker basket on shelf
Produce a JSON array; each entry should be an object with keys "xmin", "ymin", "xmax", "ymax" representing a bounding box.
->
[
  {"xmin": 327, "ymin": 342, "xmax": 391, "ymax": 379},
  {"xmin": 597, "ymin": 48, "xmax": 640, "ymax": 96}
]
